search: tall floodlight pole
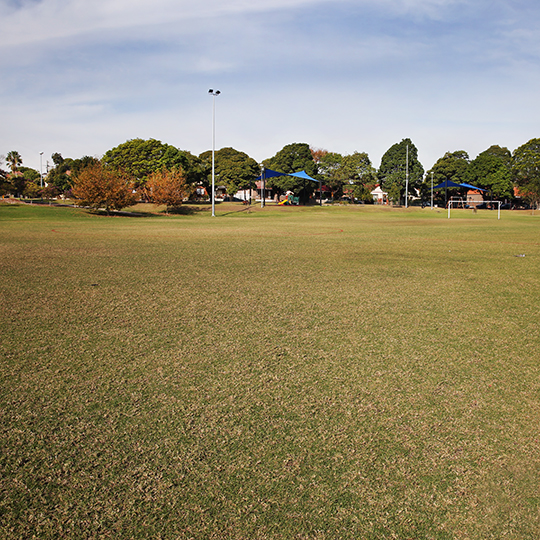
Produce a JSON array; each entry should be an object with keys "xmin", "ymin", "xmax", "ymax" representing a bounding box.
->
[
  {"xmin": 39, "ymin": 152, "xmax": 44, "ymax": 188},
  {"xmin": 405, "ymin": 144, "xmax": 409, "ymax": 208},
  {"xmin": 208, "ymin": 89, "xmax": 221, "ymax": 217},
  {"xmin": 431, "ymin": 171, "xmax": 434, "ymax": 209}
]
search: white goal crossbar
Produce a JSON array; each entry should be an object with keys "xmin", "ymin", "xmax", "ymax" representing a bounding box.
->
[{"xmin": 447, "ymin": 200, "xmax": 501, "ymax": 220}]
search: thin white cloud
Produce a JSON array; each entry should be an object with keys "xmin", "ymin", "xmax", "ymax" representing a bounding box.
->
[
  {"xmin": 0, "ymin": 0, "xmax": 469, "ymax": 47},
  {"xmin": 0, "ymin": 0, "xmax": 312, "ymax": 46}
]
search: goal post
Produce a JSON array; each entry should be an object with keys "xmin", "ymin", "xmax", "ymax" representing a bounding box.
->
[{"xmin": 448, "ymin": 200, "xmax": 501, "ymax": 220}]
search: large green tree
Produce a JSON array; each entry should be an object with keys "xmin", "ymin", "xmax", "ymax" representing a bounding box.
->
[
  {"xmin": 512, "ymin": 138, "xmax": 540, "ymax": 208},
  {"xmin": 47, "ymin": 153, "xmax": 71, "ymax": 191},
  {"xmin": 199, "ymin": 147, "xmax": 259, "ymax": 199},
  {"xmin": 335, "ymin": 152, "xmax": 377, "ymax": 202},
  {"xmin": 47, "ymin": 154, "xmax": 100, "ymax": 193},
  {"xmin": 102, "ymin": 139, "xmax": 204, "ymax": 187},
  {"xmin": 424, "ymin": 150, "xmax": 470, "ymax": 202},
  {"xmin": 378, "ymin": 139, "xmax": 423, "ymax": 204},
  {"xmin": 315, "ymin": 151, "xmax": 343, "ymax": 197},
  {"xmin": 263, "ymin": 143, "xmax": 318, "ymax": 201},
  {"xmin": 465, "ymin": 145, "xmax": 513, "ymax": 198},
  {"xmin": 16, "ymin": 167, "xmax": 40, "ymax": 183},
  {"xmin": 19, "ymin": 167, "xmax": 40, "ymax": 198}
]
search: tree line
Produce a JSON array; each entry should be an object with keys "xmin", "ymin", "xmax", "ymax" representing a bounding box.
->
[{"xmin": 2, "ymin": 136, "xmax": 540, "ymax": 211}]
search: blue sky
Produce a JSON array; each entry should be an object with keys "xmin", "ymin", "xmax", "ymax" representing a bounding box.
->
[{"xmin": 1, "ymin": 0, "xmax": 539, "ymax": 173}]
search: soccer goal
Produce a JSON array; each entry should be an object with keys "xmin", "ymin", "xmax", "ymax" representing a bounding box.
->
[{"xmin": 447, "ymin": 200, "xmax": 501, "ymax": 220}]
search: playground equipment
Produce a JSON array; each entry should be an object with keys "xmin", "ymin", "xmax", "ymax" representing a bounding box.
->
[{"xmin": 278, "ymin": 194, "xmax": 299, "ymax": 205}]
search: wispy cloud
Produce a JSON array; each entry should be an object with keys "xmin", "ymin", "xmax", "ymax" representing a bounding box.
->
[
  {"xmin": 0, "ymin": 0, "xmax": 470, "ymax": 46},
  {"xmin": 1, "ymin": 0, "xmax": 539, "ymax": 171}
]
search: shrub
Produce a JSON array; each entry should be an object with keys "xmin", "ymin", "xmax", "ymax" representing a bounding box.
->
[
  {"xmin": 145, "ymin": 168, "xmax": 193, "ymax": 212},
  {"xmin": 72, "ymin": 162, "xmax": 137, "ymax": 213}
]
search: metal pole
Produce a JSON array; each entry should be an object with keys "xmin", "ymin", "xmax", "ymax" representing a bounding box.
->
[
  {"xmin": 39, "ymin": 152, "xmax": 43, "ymax": 188},
  {"xmin": 211, "ymin": 94, "xmax": 216, "ymax": 217},
  {"xmin": 431, "ymin": 171, "xmax": 433, "ymax": 209},
  {"xmin": 208, "ymin": 89, "xmax": 220, "ymax": 217},
  {"xmin": 405, "ymin": 144, "xmax": 409, "ymax": 208},
  {"xmin": 212, "ymin": 96, "xmax": 215, "ymax": 216},
  {"xmin": 260, "ymin": 166, "xmax": 265, "ymax": 208}
]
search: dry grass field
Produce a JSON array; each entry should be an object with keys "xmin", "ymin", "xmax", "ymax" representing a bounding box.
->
[{"xmin": 1, "ymin": 202, "xmax": 540, "ymax": 539}]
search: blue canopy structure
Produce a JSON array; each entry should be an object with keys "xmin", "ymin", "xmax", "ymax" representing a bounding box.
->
[
  {"xmin": 290, "ymin": 170, "xmax": 323, "ymax": 205},
  {"xmin": 433, "ymin": 180, "xmax": 462, "ymax": 189},
  {"xmin": 430, "ymin": 179, "xmax": 490, "ymax": 207},
  {"xmin": 257, "ymin": 168, "xmax": 290, "ymax": 208},
  {"xmin": 256, "ymin": 168, "xmax": 287, "ymax": 181},
  {"xmin": 459, "ymin": 182, "xmax": 487, "ymax": 192},
  {"xmin": 256, "ymin": 168, "xmax": 322, "ymax": 206},
  {"xmin": 289, "ymin": 170, "xmax": 318, "ymax": 182},
  {"xmin": 257, "ymin": 169, "xmax": 317, "ymax": 182},
  {"xmin": 432, "ymin": 180, "xmax": 487, "ymax": 191}
]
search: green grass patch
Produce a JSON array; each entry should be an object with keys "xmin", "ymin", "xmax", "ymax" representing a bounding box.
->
[{"xmin": 1, "ymin": 202, "xmax": 540, "ymax": 539}]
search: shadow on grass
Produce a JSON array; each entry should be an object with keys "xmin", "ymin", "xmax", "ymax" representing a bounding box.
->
[
  {"xmin": 88, "ymin": 209, "xmax": 155, "ymax": 218},
  {"xmin": 219, "ymin": 205, "xmax": 259, "ymax": 217},
  {"xmin": 86, "ymin": 205, "xmax": 212, "ymax": 217},
  {"xmin": 162, "ymin": 206, "xmax": 208, "ymax": 215},
  {"xmin": 78, "ymin": 201, "xmax": 259, "ymax": 217}
]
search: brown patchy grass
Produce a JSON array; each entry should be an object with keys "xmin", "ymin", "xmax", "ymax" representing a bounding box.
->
[{"xmin": 1, "ymin": 202, "xmax": 540, "ymax": 539}]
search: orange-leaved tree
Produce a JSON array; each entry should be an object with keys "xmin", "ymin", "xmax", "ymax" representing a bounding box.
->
[
  {"xmin": 145, "ymin": 168, "xmax": 193, "ymax": 212},
  {"xmin": 72, "ymin": 162, "xmax": 137, "ymax": 213}
]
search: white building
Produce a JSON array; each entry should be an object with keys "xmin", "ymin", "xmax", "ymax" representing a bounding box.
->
[{"xmin": 370, "ymin": 186, "xmax": 388, "ymax": 204}]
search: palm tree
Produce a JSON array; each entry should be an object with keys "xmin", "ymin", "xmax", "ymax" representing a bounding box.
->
[{"xmin": 6, "ymin": 151, "xmax": 22, "ymax": 172}]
